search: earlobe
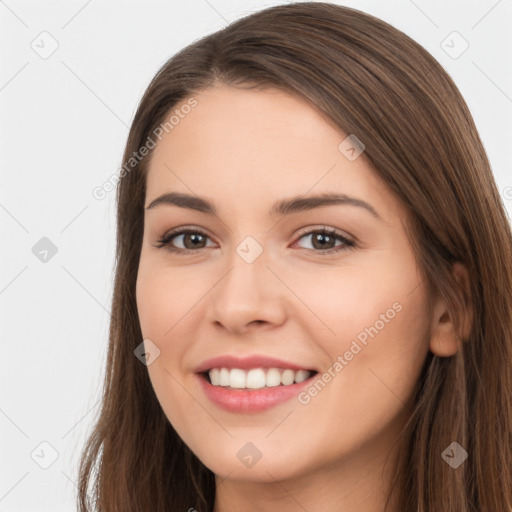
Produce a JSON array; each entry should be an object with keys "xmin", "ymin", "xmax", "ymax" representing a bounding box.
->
[{"xmin": 429, "ymin": 262, "xmax": 473, "ymax": 357}]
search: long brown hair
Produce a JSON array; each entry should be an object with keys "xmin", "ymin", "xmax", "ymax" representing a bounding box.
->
[{"xmin": 77, "ymin": 3, "xmax": 512, "ymax": 510}]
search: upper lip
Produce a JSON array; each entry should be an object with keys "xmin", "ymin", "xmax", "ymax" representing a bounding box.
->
[{"xmin": 195, "ymin": 355, "xmax": 317, "ymax": 373}]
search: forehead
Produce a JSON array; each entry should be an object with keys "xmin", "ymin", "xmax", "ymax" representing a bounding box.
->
[{"xmin": 145, "ymin": 84, "xmax": 403, "ymax": 221}]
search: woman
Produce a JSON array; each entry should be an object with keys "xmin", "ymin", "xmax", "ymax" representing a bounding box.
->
[{"xmin": 78, "ymin": 3, "xmax": 512, "ymax": 511}]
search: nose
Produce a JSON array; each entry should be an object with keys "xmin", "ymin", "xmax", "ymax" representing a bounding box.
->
[{"xmin": 206, "ymin": 245, "xmax": 288, "ymax": 335}]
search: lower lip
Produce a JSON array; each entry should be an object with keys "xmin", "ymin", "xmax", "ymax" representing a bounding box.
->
[{"xmin": 196, "ymin": 373, "xmax": 315, "ymax": 413}]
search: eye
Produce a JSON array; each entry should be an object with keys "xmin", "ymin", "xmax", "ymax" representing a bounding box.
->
[
  {"xmin": 154, "ymin": 228, "xmax": 216, "ymax": 254},
  {"xmin": 292, "ymin": 227, "xmax": 355, "ymax": 255},
  {"xmin": 154, "ymin": 226, "xmax": 356, "ymax": 255}
]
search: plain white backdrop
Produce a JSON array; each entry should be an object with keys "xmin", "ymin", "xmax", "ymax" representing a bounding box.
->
[{"xmin": 1, "ymin": 0, "xmax": 511, "ymax": 510}]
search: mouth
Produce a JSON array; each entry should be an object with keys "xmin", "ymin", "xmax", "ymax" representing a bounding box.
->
[
  {"xmin": 194, "ymin": 355, "xmax": 319, "ymax": 413},
  {"xmin": 200, "ymin": 367, "xmax": 318, "ymax": 390},
  {"xmin": 194, "ymin": 354, "xmax": 319, "ymax": 412}
]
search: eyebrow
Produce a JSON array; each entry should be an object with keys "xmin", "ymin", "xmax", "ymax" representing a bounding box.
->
[{"xmin": 145, "ymin": 191, "xmax": 383, "ymax": 221}]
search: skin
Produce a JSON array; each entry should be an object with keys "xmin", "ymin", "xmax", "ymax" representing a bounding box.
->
[{"xmin": 135, "ymin": 83, "xmax": 463, "ymax": 512}]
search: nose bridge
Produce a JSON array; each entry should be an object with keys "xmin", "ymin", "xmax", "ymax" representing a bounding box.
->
[
  {"xmin": 221, "ymin": 233, "xmax": 270, "ymax": 301},
  {"xmin": 208, "ymin": 232, "xmax": 287, "ymax": 331}
]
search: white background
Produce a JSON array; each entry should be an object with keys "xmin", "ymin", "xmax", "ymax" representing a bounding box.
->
[{"xmin": 1, "ymin": 0, "xmax": 511, "ymax": 510}]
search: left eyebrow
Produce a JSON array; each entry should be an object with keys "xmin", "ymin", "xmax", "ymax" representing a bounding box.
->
[{"xmin": 145, "ymin": 191, "xmax": 384, "ymax": 222}]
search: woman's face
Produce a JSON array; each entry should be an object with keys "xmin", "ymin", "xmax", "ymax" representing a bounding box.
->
[{"xmin": 136, "ymin": 84, "xmax": 433, "ymax": 485}]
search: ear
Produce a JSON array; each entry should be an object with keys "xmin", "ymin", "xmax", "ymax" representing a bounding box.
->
[{"xmin": 429, "ymin": 262, "xmax": 473, "ymax": 357}]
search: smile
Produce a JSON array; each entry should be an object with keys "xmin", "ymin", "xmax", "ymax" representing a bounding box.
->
[
  {"xmin": 206, "ymin": 367, "xmax": 314, "ymax": 389},
  {"xmin": 194, "ymin": 354, "xmax": 319, "ymax": 413}
]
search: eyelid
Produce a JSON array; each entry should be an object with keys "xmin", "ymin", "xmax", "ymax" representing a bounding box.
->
[
  {"xmin": 154, "ymin": 225, "xmax": 217, "ymax": 249},
  {"xmin": 290, "ymin": 226, "xmax": 356, "ymax": 254},
  {"xmin": 154, "ymin": 224, "xmax": 356, "ymax": 254},
  {"xmin": 158, "ymin": 224, "xmax": 354, "ymax": 242},
  {"xmin": 293, "ymin": 224, "xmax": 354, "ymax": 242}
]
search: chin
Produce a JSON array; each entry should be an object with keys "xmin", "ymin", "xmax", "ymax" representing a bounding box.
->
[{"xmin": 188, "ymin": 437, "xmax": 323, "ymax": 484}]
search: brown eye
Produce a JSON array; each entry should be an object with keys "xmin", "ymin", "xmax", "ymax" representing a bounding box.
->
[
  {"xmin": 155, "ymin": 229, "xmax": 215, "ymax": 253},
  {"xmin": 155, "ymin": 227, "xmax": 355, "ymax": 256},
  {"xmin": 181, "ymin": 232, "xmax": 207, "ymax": 249},
  {"xmin": 294, "ymin": 228, "xmax": 355, "ymax": 254}
]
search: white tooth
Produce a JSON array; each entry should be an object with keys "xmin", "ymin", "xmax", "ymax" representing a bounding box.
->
[
  {"xmin": 281, "ymin": 369, "xmax": 295, "ymax": 386},
  {"xmin": 266, "ymin": 368, "xmax": 281, "ymax": 387},
  {"xmin": 209, "ymin": 368, "xmax": 220, "ymax": 385},
  {"xmin": 219, "ymin": 368, "xmax": 230, "ymax": 386},
  {"xmin": 246, "ymin": 368, "xmax": 266, "ymax": 389},
  {"xmin": 294, "ymin": 370, "xmax": 310, "ymax": 383},
  {"xmin": 230, "ymin": 368, "xmax": 246, "ymax": 388},
  {"xmin": 209, "ymin": 367, "xmax": 309, "ymax": 388}
]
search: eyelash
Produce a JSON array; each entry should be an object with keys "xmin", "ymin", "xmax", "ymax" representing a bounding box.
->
[{"xmin": 154, "ymin": 227, "xmax": 356, "ymax": 256}]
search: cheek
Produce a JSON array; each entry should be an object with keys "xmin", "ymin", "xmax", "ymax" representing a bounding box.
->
[
  {"xmin": 136, "ymin": 261, "xmax": 199, "ymax": 432},
  {"xmin": 332, "ymin": 282, "xmax": 430, "ymax": 422},
  {"xmin": 136, "ymin": 259, "xmax": 202, "ymax": 340},
  {"xmin": 290, "ymin": 291, "xmax": 430, "ymax": 467},
  {"xmin": 283, "ymin": 257, "xmax": 427, "ymax": 351},
  {"xmin": 135, "ymin": 257, "xmax": 211, "ymax": 393},
  {"xmin": 287, "ymin": 257, "xmax": 431, "ymax": 409}
]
